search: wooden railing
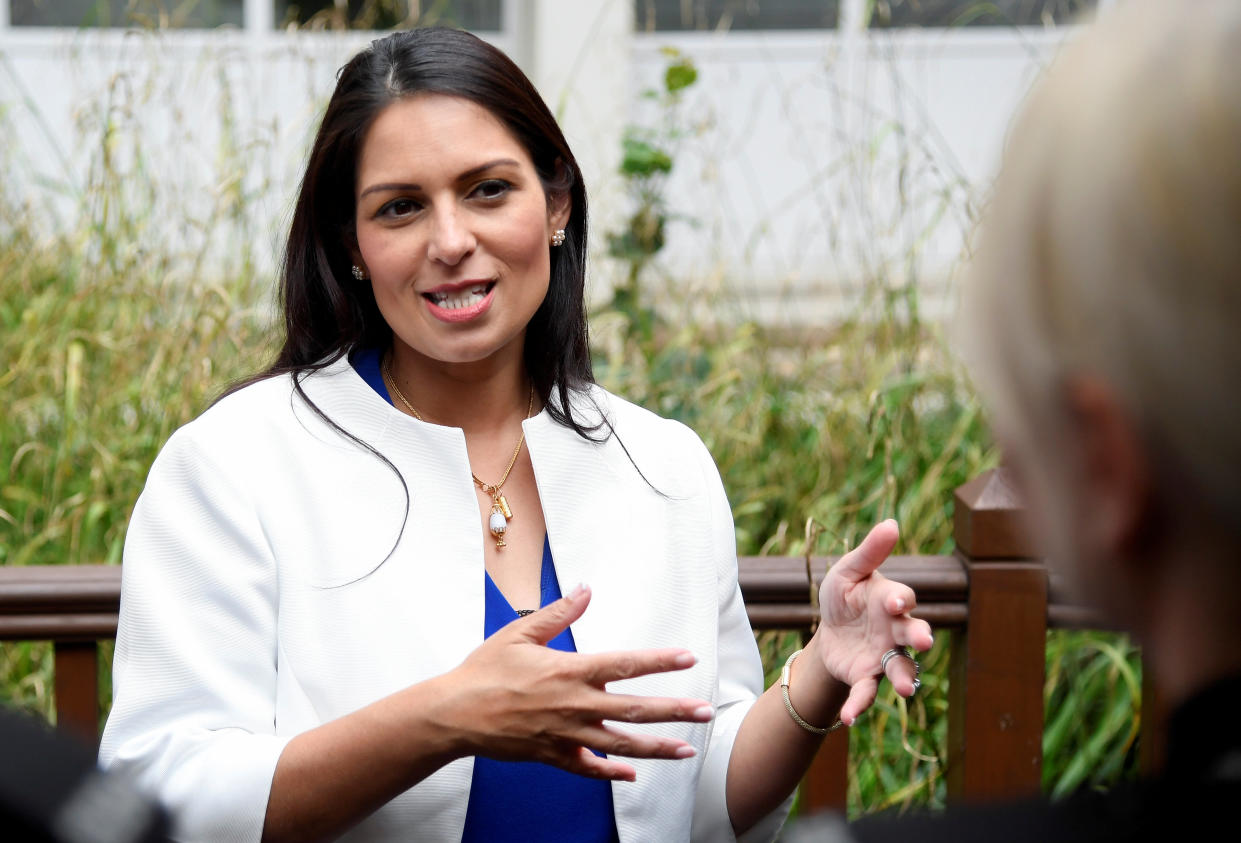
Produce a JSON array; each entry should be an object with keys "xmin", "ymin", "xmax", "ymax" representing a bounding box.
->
[{"xmin": 0, "ymin": 468, "xmax": 1160, "ymax": 815}]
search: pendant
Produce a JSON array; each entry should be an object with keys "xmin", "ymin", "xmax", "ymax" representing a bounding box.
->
[
  {"xmin": 496, "ymin": 493, "xmax": 513, "ymax": 520},
  {"xmin": 488, "ymin": 503, "xmax": 508, "ymax": 549}
]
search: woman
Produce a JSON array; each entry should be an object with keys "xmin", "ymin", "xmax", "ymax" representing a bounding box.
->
[{"xmin": 100, "ymin": 28, "xmax": 930, "ymax": 842}]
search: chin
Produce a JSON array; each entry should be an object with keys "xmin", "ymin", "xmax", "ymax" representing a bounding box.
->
[{"xmin": 424, "ymin": 337, "xmax": 519, "ymax": 366}]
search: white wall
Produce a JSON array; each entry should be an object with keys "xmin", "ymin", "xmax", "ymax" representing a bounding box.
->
[
  {"xmin": 0, "ymin": 1, "xmax": 1095, "ymax": 323},
  {"xmin": 1, "ymin": 28, "xmax": 392, "ymax": 278},
  {"xmin": 513, "ymin": 0, "xmax": 634, "ymax": 296},
  {"xmin": 630, "ymin": 26, "xmax": 1072, "ymax": 322},
  {"xmin": 0, "ymin": 6, "xmax": 632, "ymax": 288}
]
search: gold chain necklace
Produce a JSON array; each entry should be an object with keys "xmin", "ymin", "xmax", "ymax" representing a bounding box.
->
[{"xmin": 381, "ymin": 353, "xmax": 534, "ymax": 550}]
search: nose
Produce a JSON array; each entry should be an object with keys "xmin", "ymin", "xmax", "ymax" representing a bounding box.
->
[{"xmin": 426, "ymin": 205, "xmax": 476, "ymax": 266}]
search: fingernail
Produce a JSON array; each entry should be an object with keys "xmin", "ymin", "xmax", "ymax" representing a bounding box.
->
[
  {"xmin": 569, "ymin": 583, "xmax": 588, "ymax": 599},
  {"xmin": 674, "ymin": 745, "xmax": 696, "ymax": 759},
  {"xmin": 674, "ymin": 651, "xmax": 697, "ymax": 669},
  {"xmin": 895, "ymin": 598, "xmax": 906, "ymax": 611},
  {"xmin": 693, "ymin": 705, "xmax": 715, "ymax": 721}
]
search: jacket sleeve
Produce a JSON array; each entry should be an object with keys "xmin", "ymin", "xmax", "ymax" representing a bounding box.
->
[
  {"xmin": 689, "ymin": 439, "xmax": 794, "ymax": 843},
  {"xmin": 99, "ymin": 425, "xmax": 291, "ymax": 843}
]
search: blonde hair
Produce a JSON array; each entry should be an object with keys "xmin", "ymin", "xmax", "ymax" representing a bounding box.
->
[{"xmin": 962, "ymin": 0, "xmax": 1241, "ymax": 532}]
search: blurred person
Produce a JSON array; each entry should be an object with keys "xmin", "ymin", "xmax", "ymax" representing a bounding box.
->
[
  {"xmin": 789, "ymin": 0, "xmax": 1241, "ymax": 839},
  {"xmin": 0, "ymin": 706, "xmax": 168, "ymax": 843},
  {"xmin": 97, "ymin": 27, "xmax": 932, "ymax": 842}
]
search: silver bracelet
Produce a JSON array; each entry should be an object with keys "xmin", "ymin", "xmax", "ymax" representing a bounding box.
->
[{"xmin": 780, "ymin": 649, "xmax": 844, "ymax": 736}]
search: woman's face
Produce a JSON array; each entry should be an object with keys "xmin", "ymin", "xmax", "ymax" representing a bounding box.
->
[{"xmin": 353, "ymin": 94, "xmax": 569, "ymax": 370}]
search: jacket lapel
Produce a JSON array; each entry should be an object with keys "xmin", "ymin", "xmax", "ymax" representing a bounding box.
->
[
  {"xmin": 524, "ymin": 399, "xmax": 637, "ymax": 659},
  {"xmin": 525, "ymin": 391, "xmax": 708, "ymax": 843}
]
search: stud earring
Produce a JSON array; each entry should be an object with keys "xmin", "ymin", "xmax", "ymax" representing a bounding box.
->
[
  {"xmin": 550, "ymin": 229, "xmax": 566, "ymax": 247},
  {"xmin": 351, "ymin": 265, "xmax": 366, "ymax": 280}
]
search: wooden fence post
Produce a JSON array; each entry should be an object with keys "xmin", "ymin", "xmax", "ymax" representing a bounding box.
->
[
  {"xmin": 798, "ymin": 705, "xmax": 850, "ymax": 814},
  {"xmin": 54, "ymin": 640, "xmax": 100, "ymax": 745},
  {"xmin": 798, "ymin": 613, "xmax": 849, "ymax": 815},
  {"xmin": 1138, "ymin": 658, "xmax": 1167, "ymax": 776},
  {"xmin": 947, "ymin": 467, "xmax": 1046, "ymax": 802}
]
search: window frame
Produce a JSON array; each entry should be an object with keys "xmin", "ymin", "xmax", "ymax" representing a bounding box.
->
[{"xmin": 0, "ymin": 0, "xmax": 507, "ymax": 34}]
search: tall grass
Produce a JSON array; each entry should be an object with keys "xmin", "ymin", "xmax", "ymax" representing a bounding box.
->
[
  {"xmin": 0, "ymin": 41, "xmax": 276, "ymax": 721},
  {"xmin": 0, "ymin": 27, "xmax": 1142, "ymax": 820}
]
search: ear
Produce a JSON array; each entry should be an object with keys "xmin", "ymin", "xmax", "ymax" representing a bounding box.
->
[
  {"xmin": 547, "ymin": 188, "xmax": 572, "ymax": 234},
  {"xmin": 346, "ymin": 228, "xmax": 366, "ymax": 278},
  {"xmin": 1063, "ymin": 376, "xmax": 1154, "ymax": 559}
]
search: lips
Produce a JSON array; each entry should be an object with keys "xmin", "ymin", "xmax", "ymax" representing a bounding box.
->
[
  {"xmin": 421, "ymin": 279, "xmax": 497, "ymax": 323},
  {"xmin": 423, "ymin": 281, "xmax": 495, "ymax": 310}
]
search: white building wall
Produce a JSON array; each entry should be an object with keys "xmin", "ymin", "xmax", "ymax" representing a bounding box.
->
[
  {"xmin": 0, "ymin": 1, "xmax": 1104, "ymax": 323},
  {"xmin": 631, "ymin": 26, "xmax": 1072, "ymax": 322}
]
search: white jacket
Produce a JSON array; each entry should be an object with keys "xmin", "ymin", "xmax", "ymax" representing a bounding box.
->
[{"xmin": 100, "ymin": 356, "xmax": 788, "ymax": 842}]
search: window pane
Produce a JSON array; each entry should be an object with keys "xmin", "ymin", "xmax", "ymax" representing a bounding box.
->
[
  {"xmin": 276, "ymin": 0, "xmax": 502, "ymax": 31},
  {"xmin": 635, "ymin": 0, "xmax": 841, "ymax": 32},
  {"xmin": 11, "ymin": 0, "xmax": 245, "ymax": 28},
  {"xmin": 867, "ymin": 0, "xmax": 1097, "ymax": 28}
]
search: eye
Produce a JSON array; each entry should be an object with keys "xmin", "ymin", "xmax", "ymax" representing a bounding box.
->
[
  {"xmin": 471, "ymin": 179, "xmax": 511, "ymax": 201},
  {"xmin": 377, "ymin": 198, "xmax": 420, "ymax": 219}
]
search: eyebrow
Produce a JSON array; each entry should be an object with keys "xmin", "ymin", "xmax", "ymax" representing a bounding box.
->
[{"xmin": 358, "ymin": 158, "xmax": 522, "ymax": 199}]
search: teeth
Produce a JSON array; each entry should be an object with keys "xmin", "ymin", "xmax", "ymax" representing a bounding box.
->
[{"xmin": 430, "ymin": 284, "xmax": 489, "ymax": 310}]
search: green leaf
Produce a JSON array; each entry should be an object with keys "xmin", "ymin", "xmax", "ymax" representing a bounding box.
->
[
  {"xmin": 664, "ymin": 60, "xmax": 698, "ymax": 94},
  {"xmin": 619, "ymin": 136, "xmax": 673, "ymax": 177}
]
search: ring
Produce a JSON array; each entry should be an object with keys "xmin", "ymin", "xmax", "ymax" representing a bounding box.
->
[
  {"xmin": 880, "ymin": 646, "xmax": 922, "ymax": 695},
  {"xmin": 880, "ymin": 646, "xmax": 912, "ymax": 673}
]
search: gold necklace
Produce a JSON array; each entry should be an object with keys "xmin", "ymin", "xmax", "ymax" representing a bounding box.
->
[{"xmin": 381, "ymin": 353, "xmax": 535, "ymax": 550}]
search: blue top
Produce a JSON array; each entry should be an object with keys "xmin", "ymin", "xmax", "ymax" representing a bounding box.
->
[{"xmin": 351, "ymin": 348, "xmax": 619, "ymax": 842}]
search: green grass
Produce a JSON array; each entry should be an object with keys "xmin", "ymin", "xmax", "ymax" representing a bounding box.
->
[
  {"xmin": 0, "ymin": 34, "xmax": 1141, "ymax": 818},
  {"xmin": 1043, "ymin": 631, "xmax": 1142, "ymax": 799},
  {"xmin": 0, "ymin": 220, "xmax": 1143, "ymax": 812}
]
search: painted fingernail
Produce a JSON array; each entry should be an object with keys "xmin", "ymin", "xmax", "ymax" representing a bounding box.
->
[
  {"xmin": 674, "ymin": 651, "xmax": 697, "ymax": 669},
  {"xmin": 693, "ymin": 705, "xmax": 715, "ymax": 721},
  {"xmin": 674, "ymin": 745, "xmax": 696, "ymax": 759}
]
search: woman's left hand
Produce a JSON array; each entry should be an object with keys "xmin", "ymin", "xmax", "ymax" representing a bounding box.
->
[{"xmin": 810, "ymin": 519, "xmax": 934, "ymax": 725}]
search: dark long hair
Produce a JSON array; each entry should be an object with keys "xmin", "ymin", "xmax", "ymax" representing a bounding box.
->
[{"xmin": 233, "ymin": 27, "xmax": 596, "ymax": 437}]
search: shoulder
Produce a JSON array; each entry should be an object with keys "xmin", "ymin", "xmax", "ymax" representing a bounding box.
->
[
  {"xmin": 163, "ymin": 358, "xmax": 365, "ymax": 460},
  {"xmin": 149, "ymin": 358, "xmax": 371, "ymax": 486},
  {"xmin": 577, "ymin": 384, "xmax": 721, "ymax": 496},
  {"xmin": 199, "ymin": 372, "xmax": 297, "ymax": 427},
  {"xmin": 134, "ymin": 374, "xmax": 300, "ymax": 502},
  {"xmin": 588, "ymin": 384, "xmax": 713, "ymax": 457},
  {"xmin": 163, "ymin": 373, "xmax": 298, "ymax": 457}
]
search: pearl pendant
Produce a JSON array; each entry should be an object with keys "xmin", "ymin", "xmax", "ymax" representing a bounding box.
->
[{"xmin": 488, "ymin": 505, "xmax": 508, "ymax": 548}]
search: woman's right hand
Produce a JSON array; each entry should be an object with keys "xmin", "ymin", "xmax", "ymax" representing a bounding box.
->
[{"xmin": 430, "ymin": 583, "xmax": 714, "ymax": 781}]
